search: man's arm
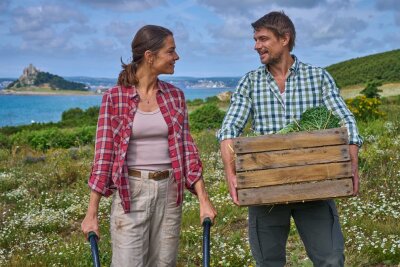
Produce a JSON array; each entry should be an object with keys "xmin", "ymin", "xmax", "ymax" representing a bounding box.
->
[
  {"xmin": 217, "ymin": 73, "xmax": 253, "ymax": 205},
  {"xmin": 220, "ymin": 139, "xmax": 239, "ymax": 205}
]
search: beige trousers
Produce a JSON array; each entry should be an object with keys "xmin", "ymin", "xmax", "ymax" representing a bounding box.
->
[{"xmin": 110, "ymin": 170, "xmax": 182, "ymax": 267}]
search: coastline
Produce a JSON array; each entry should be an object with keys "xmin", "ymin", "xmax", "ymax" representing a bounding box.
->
[{"xmin": 0, "ymin": 89, "xmax": 101, "ymax": 96}]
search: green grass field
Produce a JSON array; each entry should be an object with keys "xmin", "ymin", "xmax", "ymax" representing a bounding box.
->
[{"xmin": 0, "ymin": 96, "xmax": 399, "ymax": 266}]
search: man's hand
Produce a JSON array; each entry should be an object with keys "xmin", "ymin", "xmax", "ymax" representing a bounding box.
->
[
  {"xmin": 226, "ymin": 174, "xmax": 239, "ymax": 205},
  {"xmin": 220, "ymin": 139, "xmax": 240, "ymax": 205}
]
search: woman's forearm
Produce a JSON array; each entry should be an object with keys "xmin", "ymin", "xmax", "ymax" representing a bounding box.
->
[
  {"xmin": 86, "ymin": 190, "xmax": 102, "ymax": 216},
  {"xmin": 193, "ymin": 179, "xmax": 209, "ymax": 203}
]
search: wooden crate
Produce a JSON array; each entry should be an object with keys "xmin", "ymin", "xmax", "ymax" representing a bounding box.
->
[{"xmin": 233, "ymin": 127, "xmax": 353, "ymax": 206}]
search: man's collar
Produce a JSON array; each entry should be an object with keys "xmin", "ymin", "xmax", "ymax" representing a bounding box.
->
[{"xmin": 289, "ymin": 55, "xmax": 299, "ymax": 74}]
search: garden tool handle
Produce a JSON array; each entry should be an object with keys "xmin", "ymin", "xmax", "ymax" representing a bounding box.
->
[
  {"xmin": 88, "ymin": 231, "xmax": 101, "ymax": 267},
  {"xmin": 202, "ymin": 217, "xmax": 212, "ymax": 267}
]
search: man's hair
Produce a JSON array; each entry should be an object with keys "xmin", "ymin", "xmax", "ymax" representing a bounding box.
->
[{"xmin": 251, "ymin": 11, "xmax": 296, "ymax": 51}]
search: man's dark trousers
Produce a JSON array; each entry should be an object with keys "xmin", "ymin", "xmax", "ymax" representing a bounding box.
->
[{"xmin": 248, "ymin": 200, "xmax": 345, "ymax": 267}]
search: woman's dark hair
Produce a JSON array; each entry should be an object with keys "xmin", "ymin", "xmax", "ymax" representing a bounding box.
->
[
  {"xmin": 251, "ymin": 11, "xmax": 296, "ymax": 51},
  {"xmin": 118, "ymin": 25, "xmax": 173, "ymax": 87}
]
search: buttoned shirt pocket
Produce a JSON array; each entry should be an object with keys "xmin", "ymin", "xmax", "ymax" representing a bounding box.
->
[
  {"xmin": 111, "ymin": 115, "xmax": 131, "ymax": 145},
  {"xmin": 170, "ymin": 108, "xmax": 185, "ymax": 137}
]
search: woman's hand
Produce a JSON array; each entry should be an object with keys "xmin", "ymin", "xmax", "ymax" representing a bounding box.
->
[
  {"xmin": 81, "ymin": 212, "xmax": 100, "ymax": 240},
  {"xmin": 199, "ymin": 198, "xmax": 217, "ymax": 225}
]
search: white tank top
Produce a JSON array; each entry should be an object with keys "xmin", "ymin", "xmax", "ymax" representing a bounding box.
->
[{"xmin": 126, "ymin": 108, "xmax": 172, "ymax": 170}]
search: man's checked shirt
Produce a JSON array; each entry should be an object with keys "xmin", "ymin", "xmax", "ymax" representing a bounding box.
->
[{"xmin": 217, "ymin": 55, "xmax": 363, "ymax": 146}]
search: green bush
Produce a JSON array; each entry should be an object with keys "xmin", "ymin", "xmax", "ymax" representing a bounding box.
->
[
  {"xmin": 60, "ymin": 106, "xmax": 99, "ymax": 127},
  {"xmin": 360, "ymin": 81, "xmax": 383, "ymax": 98},
  {"xmin": 346, "ymin": 95, "xmax": 385, "ymax": 121},
  {"xmin": 204, "ymin": 95, "xmax": 219, "ymax": 104},
  {"xmin": 189, "ymin": 104, "xmax": 225, "ymax": 132},
  {"xmin": 186, "ymin": 98, "xmax": 204, "ymax": 107},
  {"xmin": 0, "ymin": 133, "xmax": 10, "ymax": 149},
  {"xmin": 10, "ymin": 126, "xmax": 96, "ymax": 151}
]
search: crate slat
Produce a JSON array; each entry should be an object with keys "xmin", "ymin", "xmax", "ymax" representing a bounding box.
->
[
  {"xmin": 237, "ymin": 161, "xmax": 352, "ymax": 189},
  {"xmin": 236, "ymin": 144, "xmax": 349, "ymax": 172},
  {"xmin": 233, "ymin": 127, "xmax": 348, "ymax": 154},
  {"xmin": 238, "ymin": 178, "xmax": 353, "ymax": 206}
]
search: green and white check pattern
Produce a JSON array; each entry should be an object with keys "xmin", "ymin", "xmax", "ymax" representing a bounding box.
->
[{"xmin": 217, "ymin": 56, "xmax": 363, "ymax": 146}]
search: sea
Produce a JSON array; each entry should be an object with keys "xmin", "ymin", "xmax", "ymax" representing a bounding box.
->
[{"xmin": 0, "ymin": 87, "xmax": 233, "ymax": 127}]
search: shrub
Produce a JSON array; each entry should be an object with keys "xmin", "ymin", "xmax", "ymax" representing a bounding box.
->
[
  {"xmin": 0, "ymin": 133, "xmax": 10, "ymax": 149},
  {"xmin": 360, "ymin": 81, "xmax": 383, "ymax": 98},
  {"xmin": 186, "ymin": 98, "xmax": 204, "ymax": 107},
  {"xmin": 204, "ymin": 95, "xmax": 219, "ymax": 104},
  {"xmin": 10, "ymin": 126, "xmax": 96, "ymax": 151},
  {"xmin": 189, "ymin": 104, "xmax": 226, "ymax": 132},
  {"xmin": 60, "ymin": 106, "xmax": 99, "ymax": 127},
  {"xmin": 345, "ymin": 95, "xmax": 385, "ymax": 121}
]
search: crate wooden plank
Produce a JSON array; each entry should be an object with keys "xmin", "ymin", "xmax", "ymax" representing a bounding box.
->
[
  {"xmin": 233, "ymin": 127, "xmax": 348, "ymax": 154},
  {"xmin": 236, "ymin": 161, "xmax": 352, "ymax": 189},
  {"xmin": 236, "ymin": 145, "xmax": 349, "ymax": 172},
  {"xmin": 238, "ymin": 178, "xmax": 353, "ymax": 206}
]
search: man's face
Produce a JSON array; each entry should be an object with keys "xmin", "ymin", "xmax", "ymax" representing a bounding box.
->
[{"xmin": 253, "ymin": 27, "xmax": 286, "ymax": 65}]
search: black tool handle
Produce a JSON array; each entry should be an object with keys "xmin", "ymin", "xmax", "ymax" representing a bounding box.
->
[
  {"xmin": 202, "ymin": 217, "xmax": 212, "ymax": 267},
  {"xmin": 88, "ymin": 231, "xmax": 101, "ymax": 267}
]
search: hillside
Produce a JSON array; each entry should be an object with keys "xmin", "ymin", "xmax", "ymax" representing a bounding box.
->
[
  {"xmin": 326, "ymin": 49, "xmax": 400, "ymax": 88},
  {"xmin": 7, "ymin": 64, "xmax": 87, "ymax": 91}
]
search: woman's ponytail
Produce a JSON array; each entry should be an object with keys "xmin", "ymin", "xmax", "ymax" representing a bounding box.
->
[{"xmin": 117, "ymin": 59, "xmax": 138, "ymax": 87}]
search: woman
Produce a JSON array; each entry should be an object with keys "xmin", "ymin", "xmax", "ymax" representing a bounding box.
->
[{"xmin": 81, "ymin": 25, "xmax": 217, "ymax": 267}]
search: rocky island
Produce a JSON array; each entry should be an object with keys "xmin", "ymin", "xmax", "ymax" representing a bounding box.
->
[{"xmin": 2, "ymin": 64, "xmax": 90, "ymax": 95}]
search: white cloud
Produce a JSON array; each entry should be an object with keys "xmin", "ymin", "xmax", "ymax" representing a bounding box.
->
[
  {"xmin": 300, "ymin": 16, "xmax": 367, "ymax": 46},
  {"xmin": 10, "ymin": 5, "xmax": 86, "ymax": 34},
  {"xmin": 76, "ymin": 0, "xmax": 167, "ymax": 12}
]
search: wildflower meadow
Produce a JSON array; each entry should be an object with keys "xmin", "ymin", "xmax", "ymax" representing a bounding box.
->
[{"xmin": 0, "ymin": 96, "xmax": 399, "ymax": 266}]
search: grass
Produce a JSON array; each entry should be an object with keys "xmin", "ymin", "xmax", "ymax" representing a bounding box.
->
[{"xmin": 0, "ymin": 98, "xmax": 399, "ymax": 266}]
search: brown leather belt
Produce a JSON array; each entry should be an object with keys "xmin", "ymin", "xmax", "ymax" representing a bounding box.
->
[{"xmin": 128, "ymin": 169, "xmax": 170, "ymax": 181}]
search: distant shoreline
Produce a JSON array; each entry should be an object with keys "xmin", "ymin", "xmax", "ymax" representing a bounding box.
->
[{"xmin": 0, "ymin": 89, "xmax": 100, "ymax": 96}]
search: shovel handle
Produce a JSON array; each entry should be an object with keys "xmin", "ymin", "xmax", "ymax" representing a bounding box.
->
[
  {"xmin": 202, "ymin": 217, "xmax": 212, "ymax": 267},
  {"xmin": 88, "ymin": 231, "xmax": 101, "ymax": 267}
]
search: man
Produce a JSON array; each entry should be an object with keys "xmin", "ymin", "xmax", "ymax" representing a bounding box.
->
[{"xmin": 217, "ymin": 11, "xmax": 362, "ymax": 267}]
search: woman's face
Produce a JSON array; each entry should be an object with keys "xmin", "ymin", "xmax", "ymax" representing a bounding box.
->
[{"xmin": 152, "ymin": 35, "xmax": 179, "ymax": 75}]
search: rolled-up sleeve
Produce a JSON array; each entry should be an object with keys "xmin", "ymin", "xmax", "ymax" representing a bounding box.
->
[
  {"xmin": 181, "ymin": 97, "xmax": 203, "ymax": 193},
  {"xmin": 88, "ymin": 92, "xmax": 115, "ymax": 196},
  {"xmin": 321, "ymin": 70, "xmax": 363, "ymax": 147},
  {"xmin": 217, "ymin": 74, "xmax": 252, "ymax": 142}
]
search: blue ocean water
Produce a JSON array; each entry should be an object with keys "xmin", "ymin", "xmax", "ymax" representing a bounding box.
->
[{"xmin": 0, "ymin": 87, "xmax": 233, "ymax": 127}]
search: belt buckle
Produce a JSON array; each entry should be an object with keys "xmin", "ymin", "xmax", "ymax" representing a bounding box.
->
[{"xmin": 151, "ymin": 170, "xmax": 168, "ymax": 180}]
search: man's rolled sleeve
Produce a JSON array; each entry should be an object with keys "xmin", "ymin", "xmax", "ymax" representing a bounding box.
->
[
  {"xmin": 217, "ymin": 74, "xmax": 252, "ymax": 142},
  {"xmin": 321, "ymin": 70, "xmax": 363, "ymax": 147}
]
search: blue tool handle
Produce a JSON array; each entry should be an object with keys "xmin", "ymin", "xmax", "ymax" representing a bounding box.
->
[
  {"xmin": 88, "ymin": 231, "xmax": 101, "ymax": 267},
  {"xmin": 202, "ymin": 217, "xmax": 212, "ymax": 267}
]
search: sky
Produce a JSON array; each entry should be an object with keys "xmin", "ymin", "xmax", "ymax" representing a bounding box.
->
[{"xmin": 0, "ymin": 0, "xmax": 399, "ymax": 78}]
